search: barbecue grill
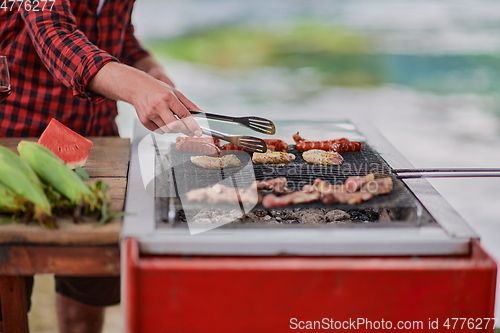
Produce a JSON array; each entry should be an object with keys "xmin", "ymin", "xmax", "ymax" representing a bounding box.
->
[
  {"xmin": 123, "ymin": 118, "xmax": 475, "ymax": 256},
  {"xmin": 122, "ymin": 118, "xmax": 496, "ymax": 333}
]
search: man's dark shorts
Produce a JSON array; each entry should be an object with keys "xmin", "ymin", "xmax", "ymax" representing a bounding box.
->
[{"xmin": 0, "ymin": 276, "xmax": 120, "ymax": 321}]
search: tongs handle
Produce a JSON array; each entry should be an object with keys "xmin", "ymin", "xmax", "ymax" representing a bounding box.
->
[
  {"xmin": 190, "ymin": 110, "xmax": 237, "ymax": 123},
  {"xmin": 200, "ymin": 127, "xmax": 229, "ymax": 141}
]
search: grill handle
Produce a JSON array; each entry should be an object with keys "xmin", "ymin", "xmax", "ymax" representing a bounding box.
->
[
  {"xmin": 393, "ymin": 168, "xmax": 500, "ymax": 173},
  {"xmin": 393, "ymin": 168, "xmax": 500, "ymax": 179}
]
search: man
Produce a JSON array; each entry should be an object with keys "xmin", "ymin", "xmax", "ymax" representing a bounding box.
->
[{"xmin": 0, "ymin": 0, "xmax": 201, "ymax": 331}]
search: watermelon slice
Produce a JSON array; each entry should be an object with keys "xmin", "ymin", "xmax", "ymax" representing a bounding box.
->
[{"xmin": 38, "ymin": 118, "xmax": 93, "ymax": 168}]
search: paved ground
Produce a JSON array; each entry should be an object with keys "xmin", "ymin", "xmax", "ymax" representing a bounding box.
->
[{"xmin": 28, "ymin": 275, "xmax": 122, "ymax": 332}]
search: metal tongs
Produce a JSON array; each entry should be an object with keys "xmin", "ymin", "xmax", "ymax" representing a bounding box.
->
[
  {"xmin": 190, "ymin": 110, "xmax": 276, "ymax": 135},
  {"xmin": 200, "ymin": 127, "xmax": 267, "ymax": 153},
  {"xmin": 190, "ymin": 110, "xmax": 275, "ymax": 153}
]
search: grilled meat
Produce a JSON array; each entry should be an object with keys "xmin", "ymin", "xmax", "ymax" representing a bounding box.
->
[
  {"xmin": 293, "ymin": 134, "xmax": 363, "ymax": 152},
  {"xmin": 256, "ymin": 177, "xmax": 291, "ymax": 194},
  {"xmin": 190, "ymin": 154, "xmax": 242, "ymax": 169},
  {"xmin": 302, "ymin": 149, "xmax": 344, "ymax": 165},
  {"xmin": 313, "ymin": 174, "xmax": 375, "ymax": 194},
  {"xmin": 220, "ymin": 143, "xmax": 246, "ymax": 152},
  {"xmin": 186, "ymin": 183, "xmax": 260, "ymax": 206},
  {"xmin": 175, "ymin": 136, "xmax": 221, "ymax": 146},
  {"xmin": 317, "ymin": 175, "xmax": 392, "ymax": 205},
  {"xmin": 252, "ymin": 151, "xmax": 296, "ymax": 164},
  {"xmin": 262, "ymin": 191, "xmax": 320, "ymax": 208},
  {"xmin": 262, "ymin": 174, "xmax": 392, "ymax": 208},
  {"xmin": 293, "ymin": 132, "xmax": 305, "ymax": 143},
  {"xmin": 329, "ymin": 141, "xmax": 362, "ymax": 153},
  {"xmin": 176, "ymin": 141, "xmax": 221, "ymax": 156},
  {"xmin": 263, "ymin": 139, "xmax": 289, "ymax": 152},
  {"xmin": 361, "ymin": 177, "xmax": 393, "ymax": 195},
  {"xmin": 221, "ymin": 139, "xmax": 288, "ymax": 153},
  {"xmin": 321, "ymin": 191, "xmax": 374, "ymax": 205}
]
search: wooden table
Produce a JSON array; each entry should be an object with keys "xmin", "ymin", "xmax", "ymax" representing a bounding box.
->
[{"xmin": 0, "ymin": 137, "xmax": 129, "ymax": 333}]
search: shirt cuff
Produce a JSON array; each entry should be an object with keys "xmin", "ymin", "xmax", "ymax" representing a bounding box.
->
[{"xmin": 72, "ymin": 50, "xmax": 119, "ymax": 103}]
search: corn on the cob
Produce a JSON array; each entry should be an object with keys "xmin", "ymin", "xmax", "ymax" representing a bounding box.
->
[
  {"xmin": 0, "ymin": 145, "xmax": 54, "ymax": 228},
  {"xmin": 0, "ymin": 181, "xmax": 25, "ymax": 213},
  {"xmin": 17, "ymin": 141, "xmax": 97, "ymax": 209}
]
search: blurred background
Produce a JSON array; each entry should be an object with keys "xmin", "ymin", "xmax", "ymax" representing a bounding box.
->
[{"xmin": 33, "ymin": 0, "xmax": 500, "ymax": 331}]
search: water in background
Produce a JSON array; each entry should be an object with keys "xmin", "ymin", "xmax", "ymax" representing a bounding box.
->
[{"xmin": 117, "ymin": 0, "xmax": 500, "ymax": 319}]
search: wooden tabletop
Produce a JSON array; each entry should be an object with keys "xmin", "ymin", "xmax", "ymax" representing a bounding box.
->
[{"xmin": 0, "ymin": 137, "xmax": 129, "ymax": 246}]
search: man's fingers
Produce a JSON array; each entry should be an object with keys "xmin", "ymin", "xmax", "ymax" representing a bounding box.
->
[
  {"xmin": 160, "ymin": 112, "xmax": 193, "ymax": 136},
  {"xmin": 174, "ymin": 90, "xmax": 202, "ymax": 112},
  {"xmin": 182, "ymin": 116, "xmax": 203, "ymax": 137},
  {"xmin": 168, "ymin": 94, "xmax": 202, "ymax": 136},
  {"xmin": 142, "ymin": 119, "xmax": 165, "ymax": 134}
]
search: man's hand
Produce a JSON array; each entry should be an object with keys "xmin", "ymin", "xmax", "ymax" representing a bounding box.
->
[{"xmin": 88, "ymin": 62, "xmax": 202, "ymax": 136}]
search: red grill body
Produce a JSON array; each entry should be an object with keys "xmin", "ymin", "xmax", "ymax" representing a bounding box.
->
[{"xmin": 124, "ymin": 238, "xmax": 496, "ymax": 333}]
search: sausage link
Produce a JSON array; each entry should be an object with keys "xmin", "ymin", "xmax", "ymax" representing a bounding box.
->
[
  {"xmin": 175, "ymin": 141, "xmax": 221, "ymax": 156},
  {"xmin": 295, "ymin": 138, "xmax": 361, "ymax": 151},
  {"xmin": 175, "ymin": 136, "xmax": 221, "ymax": 147},
  {"xmin": 220, "ymin": 143, "xmax": 246, "ymax": 151},
  {"xmin": 292, "ymin": 132, "xmax": 306, "ymax": 143},
  {"xmin": 329, "ymin": 141, "xmax": 363, "ymax": 153},
  {"xmin": 263, "ymin": 139, "xmax": 289, "ymax": 152}
]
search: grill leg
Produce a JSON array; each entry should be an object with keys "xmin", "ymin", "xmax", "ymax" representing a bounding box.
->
[{"xmin": 0, "ymin": 276, "xmax": 29, "ymax": 333}]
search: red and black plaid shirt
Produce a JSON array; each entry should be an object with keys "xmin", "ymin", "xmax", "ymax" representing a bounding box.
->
[{"xmin": 0, "ymin": 0, "xmax": 150, "ymax": 137}]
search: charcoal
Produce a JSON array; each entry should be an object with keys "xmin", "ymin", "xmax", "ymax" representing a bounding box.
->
[
  {"xmin": 346, "ymin": 209, "xmax": 379, "ymax": 222},
  {"xmin": 325, "ymin": 210, "xmax": 351, "ymax": 222},
  {"xmin": 296, "ymin": 209, "xmax": 326, "ymax": 224}
]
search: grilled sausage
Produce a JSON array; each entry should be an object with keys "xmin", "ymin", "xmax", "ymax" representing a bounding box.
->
[
  {"xmin": 221, "ymin": 140, "xmax": 288, "ymax": 152},
  {"xmin": 263, "ymin": 139, "xmax": 288, "ymax": 152},
  {"xmin": 175, "ymin": 141, "xmax": 221, "ymax": 156},
  {"xmin": 329, "ymin": 141, "xmax": 363, "ymax": 153},
  {"xmin": 293, "ymin": 132, "xmax": 306, "ymax": 143},
  {"xmin": 175, "ymin": 136, "xmax": 221, "ymax": 147},
  {"xmin": 295, "ymin": 138, "xmax": 362, "ymax": 152},
  {"xmin": 220, "ymin": 143, "xmax": 246, "ymax": 152}
]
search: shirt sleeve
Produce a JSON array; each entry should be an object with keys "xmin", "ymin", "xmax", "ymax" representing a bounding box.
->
[
  {"xmin": 120, "ymin": 21, "xmax": 151, "ymax": 66},
  {"xmin": 20, "ymin": 0, "xmax": 118, "ymax": 102}
]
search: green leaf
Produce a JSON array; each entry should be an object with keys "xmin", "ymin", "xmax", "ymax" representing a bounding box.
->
[{"xmin": 73, "ymin": 167, "xmax": 89, "ymax": 181}]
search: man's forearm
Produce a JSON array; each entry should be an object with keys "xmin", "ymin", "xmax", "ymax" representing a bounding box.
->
[
  {"xmin": 88, "ymin": 61, "xmax": 201, "ymax": 136},
  {"xmin": 88, "ymin": 61, "xmax": 152, "ymax": 104}
]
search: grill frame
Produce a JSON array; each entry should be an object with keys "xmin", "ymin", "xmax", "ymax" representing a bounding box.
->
[{"xmin": 123, "ymin": 119, "xmax": 477, "ymax": 256}]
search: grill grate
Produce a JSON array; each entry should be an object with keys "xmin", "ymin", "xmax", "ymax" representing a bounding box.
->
[{"xmin": 159, "ymin": 143, "xmax": 419, "ymax": 211}]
